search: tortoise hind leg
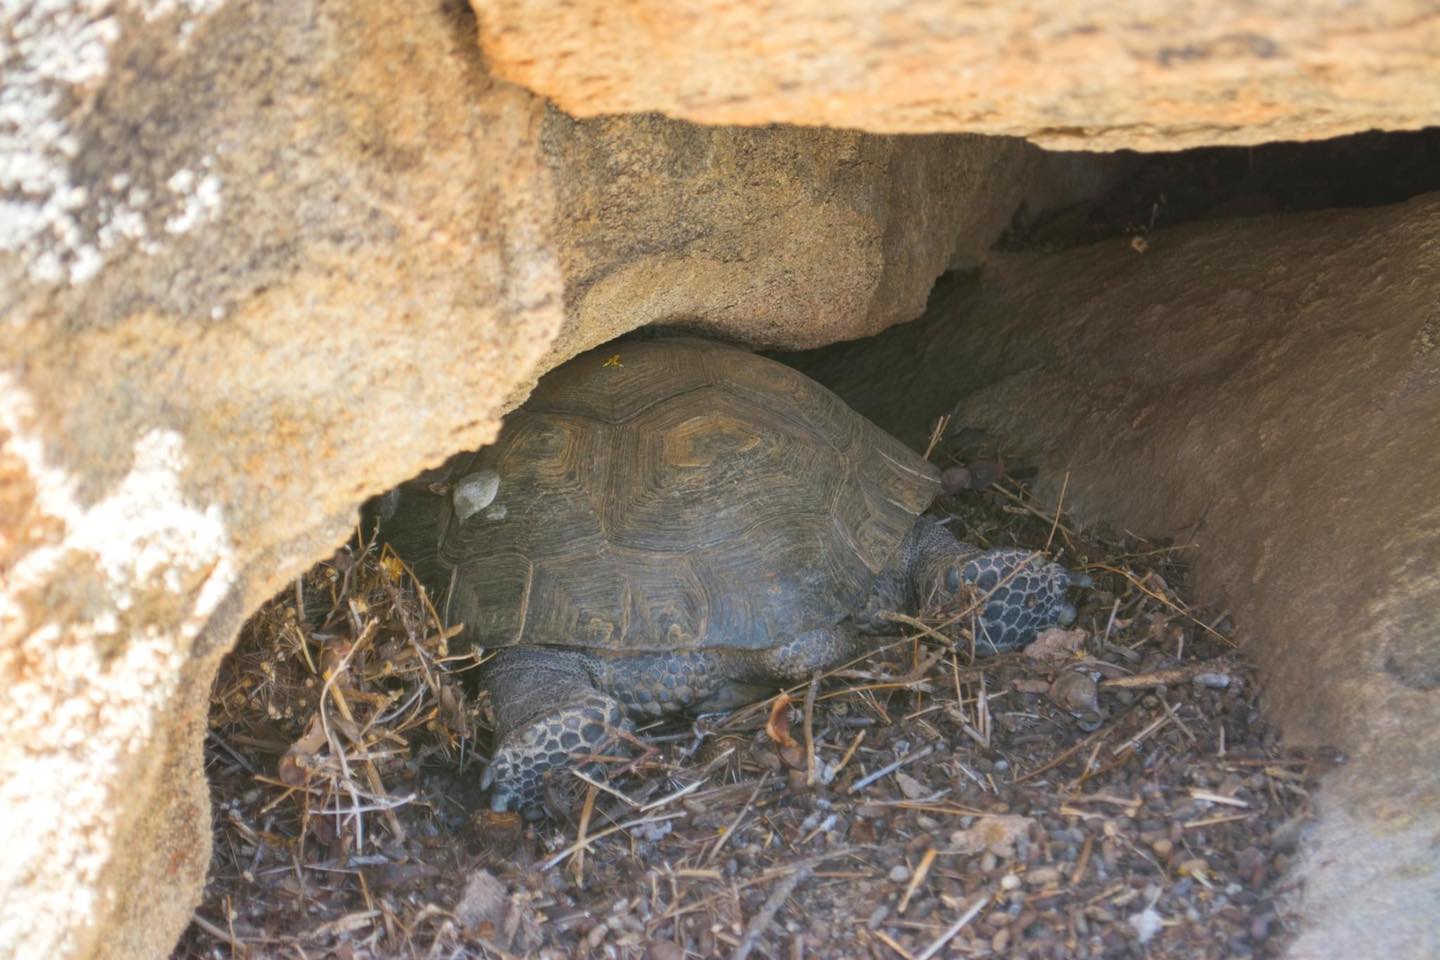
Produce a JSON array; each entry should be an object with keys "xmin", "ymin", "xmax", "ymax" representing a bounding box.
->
[{"xmin": 480, "ymin": 648, "xmax": 625, "ymax": 814}]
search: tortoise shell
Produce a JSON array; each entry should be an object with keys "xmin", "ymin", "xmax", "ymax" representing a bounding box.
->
[{"xmin": 390, "ymin": 339, "xmax": 939, "ymax": 652}]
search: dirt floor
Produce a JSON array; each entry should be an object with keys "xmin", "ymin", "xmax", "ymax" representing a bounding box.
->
[{"xmin": 177, "ymin": 429, "xmax": 1328, "ymax": 960}]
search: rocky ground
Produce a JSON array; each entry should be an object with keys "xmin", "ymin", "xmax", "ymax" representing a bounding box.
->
[{"xmin": 177, "ymin": 432, "xmax": 1327, "ymax": 960}]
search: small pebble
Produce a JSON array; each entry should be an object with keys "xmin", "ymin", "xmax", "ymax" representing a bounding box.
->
[
  {"xmin": 1128, "ymin": 907, "xmax": 1164, "ymax": 944},
  {"xmin": 644, "ymin": 941, "xmax": 684, "ymax": 960},
  {"xmin": 1000, "ymin": 873, "xmax": 1022, "ymax": 891},
  {"xmin": 1026, "ymin": 866, "xmax": 1062, "ymax": 886},
  {"xmin": 1152, "ymin": 838, "xmax": 1174, "ymax": 859},
  {"xmin": 889, "ymin": 864, "xmax": 910, "ymax": 883}
]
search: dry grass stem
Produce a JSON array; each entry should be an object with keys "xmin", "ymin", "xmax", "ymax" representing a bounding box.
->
[{"xmin": 184, "ymin": 444, "xmax": 1320, "ymax": 959}]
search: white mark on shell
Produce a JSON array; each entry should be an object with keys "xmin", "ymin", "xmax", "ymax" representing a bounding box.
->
[{"xmin": 452, "ymin": 469, "xmax": 500, "ymax": 522}]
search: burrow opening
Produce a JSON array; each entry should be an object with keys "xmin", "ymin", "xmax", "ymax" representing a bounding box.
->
[{"xmin": 179, "ymin": 128, "xmax": 1440, "ymax": 959}]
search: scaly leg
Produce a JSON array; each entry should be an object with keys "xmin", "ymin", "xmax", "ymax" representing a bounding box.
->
[
  {"xmin": 480, "ymin": 647, "xmax": 626, "ymax": 814},
  {"xmin": 887, "ymin": 518, "xmax": 1092, "ymax": 651}
]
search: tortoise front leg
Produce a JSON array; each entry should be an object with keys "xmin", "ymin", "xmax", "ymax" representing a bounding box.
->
[
  {"xmin": 480, "ymin": 647, "xmax": 626, "ymax": 815},
  {"xmin": 904, "ymin": 517, "xmax": 1092, "ymax": 651}
]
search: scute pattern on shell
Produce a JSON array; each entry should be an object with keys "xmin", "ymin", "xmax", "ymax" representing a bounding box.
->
[{"xmin": 435, "ymin": 339, "xmax": 939, "ymax": 652}]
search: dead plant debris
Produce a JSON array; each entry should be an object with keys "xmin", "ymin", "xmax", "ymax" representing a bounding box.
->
[{"xmin": 177, "ymin": 439, "xmax": 1327, "ymax": 960}]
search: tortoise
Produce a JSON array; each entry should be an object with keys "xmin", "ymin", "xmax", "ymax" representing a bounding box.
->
[{"xmin": 378, "ymin": 339, "xmax": 1088, "ymax": 813}]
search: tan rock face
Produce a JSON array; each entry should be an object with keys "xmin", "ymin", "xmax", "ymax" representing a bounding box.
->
[
  {"xmin": 474, "ymin": 0, "xmax": 1440, "ymax": 151},
  {"xmin": 537, "ymin": 115, "xmax": 1103, "ymax": 356},
  {"xmin": 1, "ymin": 2, "xmax": 562, "ymax": 958},
  {"xmin": 1, "ymin": 4, "xmax": 1088, "ymax": 959},
  {"xmin": 788, "ymin": 195, "xmax": 1440, "ymax": 960}
]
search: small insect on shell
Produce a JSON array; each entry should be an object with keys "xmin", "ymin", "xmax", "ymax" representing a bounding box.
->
[{"xmin": 452, "ymin": 469, "xmax": 501, "ymax": 522}]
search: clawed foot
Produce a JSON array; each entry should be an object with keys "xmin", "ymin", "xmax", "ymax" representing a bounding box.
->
[
  {"xmin": 958, "ymin": 549, "xmax": 1092, "ymax": 651},
  {"xmin": 481, "ymin": 692, "xmax": 627, "ymax": 816}
]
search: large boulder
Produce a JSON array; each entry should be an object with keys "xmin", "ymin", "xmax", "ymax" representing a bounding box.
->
[
  {"xmin": 1, "ymin": 2, "xmax": 562, "ymax": 958},
  {"xmin": 473, "ymin": 0, "xmax": 1440, "ymax": 151},
  {"xmin": 0, "ymin": 3, "xmax": 1094, "ymax": 958},
  {"xmin": 789, "ymin": 194, "xmax": 1440, "ymax": 960}
]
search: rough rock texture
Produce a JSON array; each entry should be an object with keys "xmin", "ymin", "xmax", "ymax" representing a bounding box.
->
[
  {"xmin": 474, "ymin": 0, "xmax": 1440, "ymax": 151},
  {"xmin": 0, "ymin": 4, "xmax": 1098, "ymax": 959},
  {"xmin": 536, "ymin": 114, "xmax": 1108, "ymax": 358},
  {"xmin": 788, "ymin": 195, "xmax": 1440, "ymax": 960},
  {"xmin": 0, "ymin": 2, "xmax": 564, "ymax": 958}
]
